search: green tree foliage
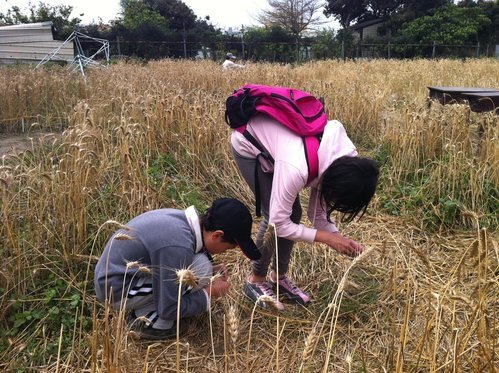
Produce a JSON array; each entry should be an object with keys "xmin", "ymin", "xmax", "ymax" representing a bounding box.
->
[
  {"xmin": 115, "ymin": 0, "xmax": 221, "ymax": 59},
  {"xmin": 122, "ymin": 0, "xmax": 168, "ymax": 32},
  {"xmin": 324, "ymin": 0, "xmax": 452, "ymax": 27},
  {"xmin": 244, "ymin": 26, "xmax": 295, "ymax": 61},
  {"xmin": 143, "ymin": 0, "xmax": 197, "ymax": 31},
  {"xmin": 324, "ymin": 0, "xmax": 402, "ymax": 27},
  {"xmin": 324, "ymin": 0, "xmax": 364, "ymax": 27},
  {"xmin": 0, "ymin": 2, "xmax": 81, "ymax": 39},
  {"xmin": 115, "ymin": 0, "xmax": 169, "ymax": 58},
  {"xmin": 475, "ymin": 0, "xmax": 499, "ymax": 46},
  {"xmin": 310, "ymin": 29, "xmax": 341, "ymax": 59},
  {"xmin": 325, "ymin": 0, "xmax": 497, "ymax": 57},
  {"xmin": 399, "ymin": 0, "xmax": 452, "ymax": 19},
  {"xmin": 364, "ymin": 0, "xmax": 405, "ymax": 18},
  {"xmin": 397, "ymin": 4, "xmax": 491, "ymax": 44}
]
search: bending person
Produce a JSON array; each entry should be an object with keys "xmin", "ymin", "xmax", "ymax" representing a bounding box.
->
[{"xmin": 231, "ymin": 114, "xmax": 379, "ymax": 310}]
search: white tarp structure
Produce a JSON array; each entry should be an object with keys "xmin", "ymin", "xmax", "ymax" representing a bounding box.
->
[
  {"xmin": 0, "ymin": 21, "xmax": 73, "ymax": 64},
  {"xmin": 36, "ymin": 31, "xmax": 110, "ymax": 77}
]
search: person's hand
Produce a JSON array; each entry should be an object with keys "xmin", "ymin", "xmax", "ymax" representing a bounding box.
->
[
  {"xmin": 315, "ymin": 231, "xmax": 364, "ymax": 257},
  {"xmin": 205, "ymin": 277, "xmax": 230, "ymax": 298},
  {"xmin": 212, "ymin": 263, "xmax": 229, "ymax": 280}
]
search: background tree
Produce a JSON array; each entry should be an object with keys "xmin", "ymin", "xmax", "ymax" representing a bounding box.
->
[
  {"xmin": 385, "ymin": 0, "xmax": 453, "ymax": 34},
  {"xmin": 324, "ymin": 0, "xmax": 453, "ymax": 27},
  {"xmin": 324, "ymin": 0, "xmax": 400, "ymax": 27},
  {"xmin": 115, "ymin": 0, "xmax": 221, "ymax": 59},
  {"xmin": 121, "ymin": 0, "xmax": 167, "ymax": 32},
  {"xmin": 258, "ymin": 0, "xmax": 326, "ymax": 36},
  {"xmin": 143, "ymin": 0, "xmax": 197, "ymax": 31},
  {"xmin": 116, "ymin": 0, "xmax": 169, "ymax": 58},
  {"xmin": 191, "ymin": 16, "xmax": 220, "ymax": 54},
  {"xmin": 400, "ymin": 0, "xmax": 452, "ymax": 19},
  {"xmin": 394, "ymin": 3, "xmax": 491, "ymax": 57},
  {"xmin": 364, "ymin": 0, "xmax": 405, "ymax": 18},
  {"xmin": 244, "ymin": 25, "xmax": 295, "ymax": 61},
  {"xmin": 472, "ymin": 0, "xmax": 499, "ymax": 51},
  {"xmin": 397, "ymin": 4, "xmax": 491, "ymax": 45},
  {"xmin": 257, "ymin": 0, "xmax": 326, "ymax": 61},
  {"xmin": 310, "ymin": 28, "xmax": 341, "ymax": 59},
  {"xmin": 143, "ymin": 0, "xmax": 220, "ymax": 57}
]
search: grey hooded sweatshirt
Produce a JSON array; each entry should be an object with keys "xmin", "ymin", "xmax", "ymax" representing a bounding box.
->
[{"xmin": 94, "ymin": 207, "xmax": 209, "ymax": 320}]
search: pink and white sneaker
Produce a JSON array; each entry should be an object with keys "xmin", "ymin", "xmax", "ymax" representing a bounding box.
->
[
  {"xmin": 270, "ymin": 274, "xmax": 311, "ymax": 305},
  {"xmin": 243, "ymin": 281, "xmax": 285, "ymax": 311}
]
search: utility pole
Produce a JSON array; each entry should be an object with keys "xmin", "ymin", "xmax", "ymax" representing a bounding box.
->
[
  {"xmin": 183, "ymin": 21, "xmax": 187, "ymax": 58},
  {"xmin": 241, "ymin": 25, "xmax": 245, "ymax": 59},
  {"xmin": 116, "ymin": 35, "xmax": 121, "ymax": 56}
]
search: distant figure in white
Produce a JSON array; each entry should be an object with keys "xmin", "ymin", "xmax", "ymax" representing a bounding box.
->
[{"xmin": 222, "ymin": 52, "xmax": 245, "ymax": 70}]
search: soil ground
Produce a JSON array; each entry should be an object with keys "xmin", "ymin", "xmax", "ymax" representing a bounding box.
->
[{"xmin": 0, "ymin": 132, "xmax": 58, "ymax": 157}]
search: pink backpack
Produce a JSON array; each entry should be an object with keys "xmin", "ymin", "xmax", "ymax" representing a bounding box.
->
[
  {"xmin": 225, "ymin": 84, "xmax": 328, "ymax": 183},
  {"xmin": 225, "ymin": 84, "xmax": 328, "ymax": 216}
]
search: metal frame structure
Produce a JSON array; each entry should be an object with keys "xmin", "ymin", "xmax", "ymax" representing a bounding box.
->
[{"xmin": 36, "ymin": 31, "xmax": 110, "ymax": 78}]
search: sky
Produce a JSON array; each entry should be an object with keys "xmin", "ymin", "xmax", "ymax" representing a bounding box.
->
[{"xmin": 0, "ymin": 0, "xmax": 340, "ymax": 31}]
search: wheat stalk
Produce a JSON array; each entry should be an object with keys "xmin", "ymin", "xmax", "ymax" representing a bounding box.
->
[
  {"xmin": 208, "ymin": 274, "xmax": 221, "ymax": 367},
  {"xmin": 176, "ymin": 267, "xmax": 198, "ymax": 372},
  {"xmin": 2, "ymin": 59, "xmax": 498, "ymax": 372},
  {"xmin": 322, "ymin": 246, "xmax": 375, "ymax": 372},
  {"xmin": 268, "ymin": 223, "xmax": 281, "ymax": 372}
]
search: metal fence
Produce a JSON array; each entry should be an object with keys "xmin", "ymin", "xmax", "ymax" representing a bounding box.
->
[
  {"xmin": 72, "ymin": 38, "xmax": 499, "ymax": 63},
  {"xmin": 349, "ymin": 41, "xmax": 492, "ymax": 60}
]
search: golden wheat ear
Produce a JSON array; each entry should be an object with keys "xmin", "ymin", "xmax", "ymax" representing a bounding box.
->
[
  {"xmin": 176, "ymin": 268, "xmax": 199, "ymax": 288},
  {"xmin": 302, "ymin": 327, "xmax": 318, "ymax": 363},
  {"xmin": 227, "ymin": 305, "xmax": 239, "ymax": 345},
  {"xmin": 257, "ymin": 294, "xmax": 281, "ymax": 312}
]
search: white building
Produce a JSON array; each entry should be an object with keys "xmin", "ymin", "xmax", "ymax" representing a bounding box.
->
[
  {"xmin": 351, "ymin": 19, "xmax": 386, "ymax": 41},
  {"xmin": 0, "ymin": 21, "xmax": 74, "ymax": 64}
]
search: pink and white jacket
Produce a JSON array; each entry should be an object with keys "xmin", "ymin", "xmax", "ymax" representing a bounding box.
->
[{"xmin": 231, "ymin": 114, "xmax": 357, "ymax": 243}]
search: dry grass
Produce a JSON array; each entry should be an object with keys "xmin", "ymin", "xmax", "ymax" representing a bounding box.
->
[{"xmin": 0, "ymin": 59, "xmax": 497, "ymax": 372}]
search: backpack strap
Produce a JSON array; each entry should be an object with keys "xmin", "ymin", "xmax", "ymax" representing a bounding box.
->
[
  {"xmin": 303, "ymin": 136, "xmax": 320, "ymax": 184},
  {"xmin": 242, "ymin": 130, "xmax": 273, "ymax": 217},
  {"xmin": 242, "ymin": 130, "xmax": 274, "ymax": 163}
]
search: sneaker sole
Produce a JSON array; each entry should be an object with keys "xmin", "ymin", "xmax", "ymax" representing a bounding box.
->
[{"xmin": 129, "ymin": 319, "xmax": 188, "ymax": 340}]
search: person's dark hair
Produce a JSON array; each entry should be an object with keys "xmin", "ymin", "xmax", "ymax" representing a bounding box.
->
[
  {"xmin": 200, "ymin": 211, "xmax": 237, "ymax": 244},
  {"xmin": 320, "ymin": 156, "xmax": 379, "ymax": 223}
]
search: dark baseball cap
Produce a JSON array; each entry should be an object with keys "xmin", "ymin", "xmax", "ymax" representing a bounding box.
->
[{"xmin": 208, "ymin": 198, "xmax": 261, "ymax": 260}]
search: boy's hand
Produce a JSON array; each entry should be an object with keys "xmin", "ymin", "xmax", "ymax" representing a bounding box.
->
[{"xmin": 205, "ymin": 278, "xmax": 230, "ymax": 298}]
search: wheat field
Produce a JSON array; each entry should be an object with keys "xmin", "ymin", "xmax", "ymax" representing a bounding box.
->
[{"xmin": 0, "ymin": 59, "xmax": 497, "ymax": 372}]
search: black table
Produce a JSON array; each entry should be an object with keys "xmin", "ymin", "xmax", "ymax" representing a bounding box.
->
[
  {"xmin": 428, "ymin": 86, "xmax": 499, "ymax": 113},
  {"xmin": 462, "ymin": 92, "xmax": 499, "ymax": 113}
]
